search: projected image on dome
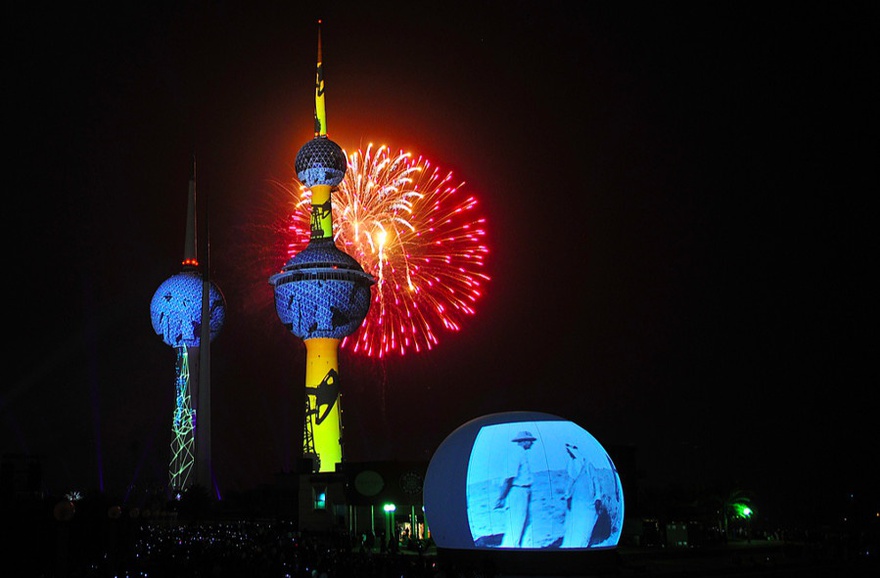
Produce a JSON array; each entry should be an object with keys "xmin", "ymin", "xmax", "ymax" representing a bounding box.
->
[{"xmin": 465, "ymin": 421, "xmax": 623, "ymax": 549}]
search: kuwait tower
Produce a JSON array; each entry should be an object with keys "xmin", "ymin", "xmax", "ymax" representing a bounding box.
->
[
  {"xmin": 150, "ymin": 162, "xmax": 226, "ymax": 493},
  {"xmin": 269, "ymin": 22, "xmax": 374, "ymax": 473}
]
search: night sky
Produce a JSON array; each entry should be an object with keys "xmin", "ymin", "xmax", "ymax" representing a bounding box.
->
[{"xmin": 6, "ymin": 2, "xmax": 875, "ymax": 522}]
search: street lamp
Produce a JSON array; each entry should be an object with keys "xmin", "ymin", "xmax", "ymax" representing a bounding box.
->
[{"xmin": 383, "ymin": 503, "xmax": 396, "ymax": 549}]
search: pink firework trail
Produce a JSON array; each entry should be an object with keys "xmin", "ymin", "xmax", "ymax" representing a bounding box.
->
[{"xmin": 286, "ymin": 143, "xmax": 490, "ymax": 357}]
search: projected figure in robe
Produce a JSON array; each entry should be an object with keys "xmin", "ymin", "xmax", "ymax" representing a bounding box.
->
[{"xmin": 561, "ymin": 442, "xmax": 599, "ymax": 547}]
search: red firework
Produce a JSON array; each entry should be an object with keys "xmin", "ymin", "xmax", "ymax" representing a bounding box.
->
[{"xmin": 285, "ymin": 143, "xmax": 490, "ymax": 357}]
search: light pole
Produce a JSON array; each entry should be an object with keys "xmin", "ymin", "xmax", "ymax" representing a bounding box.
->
[{"xmin": 383, "ymin": 503, "xmax": 396, "ymax": 549}]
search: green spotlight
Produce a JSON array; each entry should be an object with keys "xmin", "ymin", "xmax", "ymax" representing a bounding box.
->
[{"xmin": 732, "ymin": 503, "xmax": 753, "ymax": 518}]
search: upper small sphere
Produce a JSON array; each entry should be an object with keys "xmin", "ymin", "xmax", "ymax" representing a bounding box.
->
[{"xmin": 295, "ymin": 136, "xmax": 347, "ymax": 187}]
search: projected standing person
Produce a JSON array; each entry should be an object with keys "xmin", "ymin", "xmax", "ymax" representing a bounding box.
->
[
  {"xmin": 495, "ymin": 431, "xmax": 537, "ymax": 547},
  {"xmin": 561, "ymin": 442, "xmax": 599, "ymax": 547}
]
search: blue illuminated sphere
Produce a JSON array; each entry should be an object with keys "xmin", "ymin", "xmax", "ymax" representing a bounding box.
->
[
  {"xmin": 424, "ymin": 411, "xmax": 624, "ymax": 552},
  {"xmin": 269, "ymin": 239, "xmax": 374, "ymax": 340},
  {"xmin": 150, "ymin": 270, "xmax": 226, "ymax": 348},
  {"xmin": 295, "ymin": 136, "xmax": 347, "ymax": 187}
]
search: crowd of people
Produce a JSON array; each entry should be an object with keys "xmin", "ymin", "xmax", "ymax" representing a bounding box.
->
[
  {"xmin": 23, "ymin": 509, "xmax": 489, "ymax": 578},
  {"xmin": 124, "ymin": 521, "xmax": 442, "ymax": 577}
]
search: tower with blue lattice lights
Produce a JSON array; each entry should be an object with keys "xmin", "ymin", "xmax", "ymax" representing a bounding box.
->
[
  {"xmin": 150, "ymin": 162, "xmax": 226, "ymax": 493},
  {"xmin": 269, "ymin": 22, "xmax": 374, "ymax": 473}
]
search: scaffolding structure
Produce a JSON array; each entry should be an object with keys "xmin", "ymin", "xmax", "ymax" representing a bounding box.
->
[{"xmin": 169, "ymin": 347, "xmax": 195, "ymax": 490}]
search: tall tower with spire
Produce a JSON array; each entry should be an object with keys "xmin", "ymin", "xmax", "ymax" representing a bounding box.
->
[
  {"xmin": 150, "ymin": 161, "xmax": 226, "ymax": 493},
  {"xmin": 269, "ymin": 22, "xmax": 374, "ymax": 473}
]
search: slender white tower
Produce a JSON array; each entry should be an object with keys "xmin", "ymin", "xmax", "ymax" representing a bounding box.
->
[{"xmin": 150, "ymin": 160, "xmax": 226, "ymax": 493}]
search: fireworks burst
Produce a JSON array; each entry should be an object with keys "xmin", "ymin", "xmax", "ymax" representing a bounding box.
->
[{"xmin": 285, "ymin": 143, "xmax": 490, "ymax": 357}]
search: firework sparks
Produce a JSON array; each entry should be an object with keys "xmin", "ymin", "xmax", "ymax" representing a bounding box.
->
[{"xmin": 286, "ymin": 143, "xmax": 490, "ymax": 357}]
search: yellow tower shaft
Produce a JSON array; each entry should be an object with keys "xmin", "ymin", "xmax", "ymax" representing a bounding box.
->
[
  {"xmin": 304, "ymin": 337, "xmax": 343, "ymax": 472},
  {"xmin": 314, "ymin": 23, "xmax": 326, "ymax": 136},
  {"xmin": 309, "ymin": 183, "xmax": 334, "ymax": 240}
]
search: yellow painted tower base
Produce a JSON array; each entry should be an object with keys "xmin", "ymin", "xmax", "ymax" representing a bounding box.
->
[{"xmin": 304, "ymin": 337, "xmax": 343, "ymax": 472}]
